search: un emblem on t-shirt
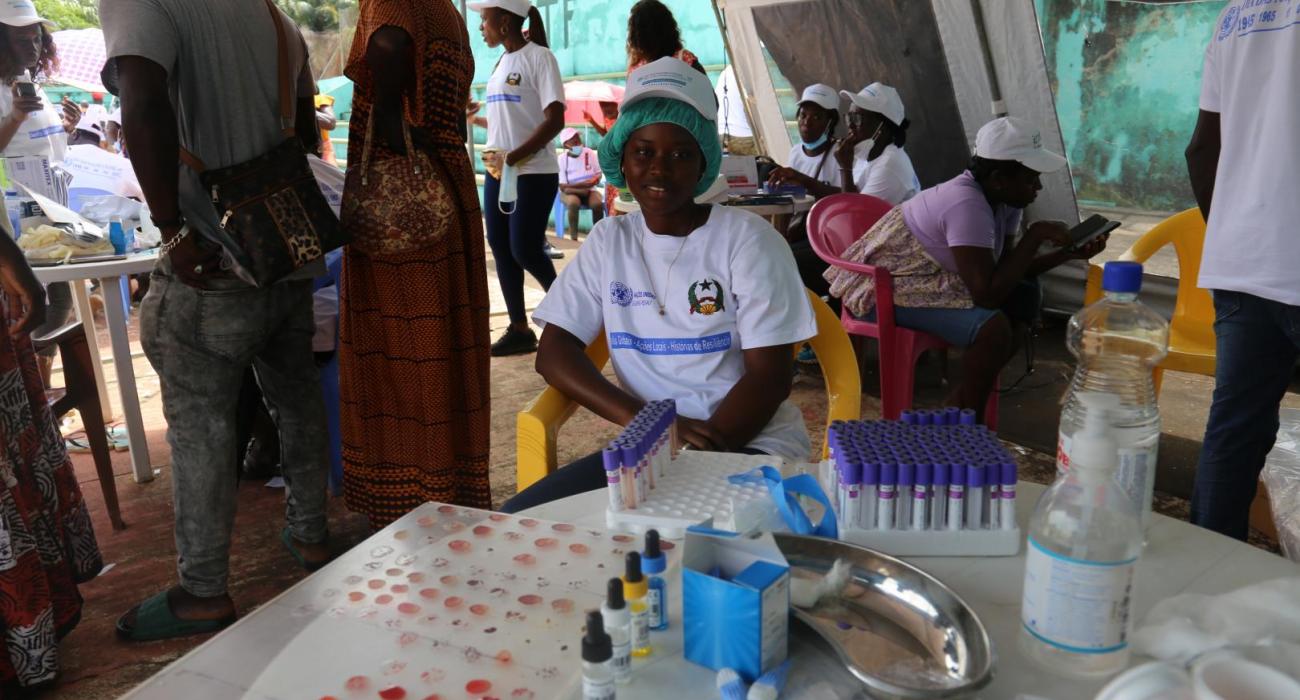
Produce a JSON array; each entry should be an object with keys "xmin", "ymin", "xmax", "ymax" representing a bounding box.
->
[
  {"xmin": 1219, "ymin": 5, "xmax": 1239, "ymax": 41},
  {"xmin": 610, "ymin": 281, "xmax": 633, "ymax": 307}
]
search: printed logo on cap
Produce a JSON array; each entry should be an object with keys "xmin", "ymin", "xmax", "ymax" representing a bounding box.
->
[
  {"xmin": 638, "ymin": 72, "xmax": 690, "ymax": 90},
  {"xmin": 1032, "ymin": 132, "xmax": 1042, "ymax": 148}
]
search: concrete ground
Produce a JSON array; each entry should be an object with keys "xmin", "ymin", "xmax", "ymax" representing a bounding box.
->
[{"xmin": 37, "ymin": 222, "xmax": 1293, "ymax": 698}]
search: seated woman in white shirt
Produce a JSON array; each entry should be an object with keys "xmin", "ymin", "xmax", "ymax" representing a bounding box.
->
[
  {"xmin": 556, "ymin": 127, "xmax": 603, "ymax": 240},
  {"xmin": 835, "ymin": 83, "xmax": 920, "ymax": 204},
  {"xmin": 766, "ymin": 83, "xmax": 843, "ymax": 199},
  {"xmin": 502, "ymin": 58, "xmax": 817, "ymax": 512}
]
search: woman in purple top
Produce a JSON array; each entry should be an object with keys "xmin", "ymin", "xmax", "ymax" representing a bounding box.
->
[{"xmin": 826, "ymin": 117, "xmax": 1109, "ymax": 420}]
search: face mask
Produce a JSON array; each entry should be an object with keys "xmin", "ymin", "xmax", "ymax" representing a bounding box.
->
[
  {"xmin": 568, "ymin": 145, "xmax": 583, "ymax": 156},
  {"xmin": 801, "ymin": 129, "xmax": 829, "ymax": 151},
  {"xmin": 498, "ymin": 162, "xmax": 518, "ymax": 214},
  {"xmin": 852, "ymin": 123, "xmax": 885, "ymax": 161}
]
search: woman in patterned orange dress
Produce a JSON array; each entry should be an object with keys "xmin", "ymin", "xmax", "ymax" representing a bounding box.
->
[
  {"xmin": 0, "ymin": 229, "xmax": 101, "ymax": 691},
  {"xmin": 339, "ymin": 0, "xmax": 492, "ymax": 527}
]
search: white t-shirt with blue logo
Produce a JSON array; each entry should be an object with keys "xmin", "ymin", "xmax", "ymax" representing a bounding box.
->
[
  {"xmin": 1199, "ymin": 2, "xmax": 1300, "ymax": 305},
  {"xmin": 485, "ymin": 41, "xmax": 564, "ymax": 177},
  {"xmin": 850, "ymin": 144, "xmax": 920, "ymax": 206},
  {"xmin": 533, "ymin": 205, "xmax": 817, "ymax": 460}
]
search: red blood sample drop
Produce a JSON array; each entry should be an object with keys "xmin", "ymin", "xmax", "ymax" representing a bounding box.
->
[
  {"xmin": 348, "ymin": 592, "xmax": 366, "ymax": 602},
  {"xmin": 386, "ymin": 568, "xmax": 404, "ymax": 577},
  {"xmin": 489, "ymin": 513, "xmax": 509, "ymax": 522},
  {"xmin": 421, "ymin": 696, "xmax": 442, "ymax": 700},
  {"xmin": 417, "ymin": 516, "xmax": 436, "ymax": 528},
  {"xmin": 378, "ymin": 686, "xmax": 407, "ymax": 700},
  {"xmin": 369, "ymin": 579, "xmax": 386, "ymax": 589},
  {"xmin": 473, "ymin": 525, "xmax": 493, "ymax": 537},
  {"xmin": 517, "ymin": 594, "xmax": 542, "ymax": 606},
  {"xmin": 375, "ymin": 594, "xmax": 394, "ymax": 605},
  {"xmin": 448, "ymin": 540, "xmax": 471, "ymax": 553},
  {"xmin": 518, "ymin": 519, "xmax": 539, "ymax": 528},
  {"xmin": 496, "ymin": 650, "xmax": 512, "ymax": 665},
  {"xmin": 659, "ymin": 540, "xmax": 676, "ymax": 550},
  {"xmin": 439, "ymin": 575, "xmax": 458, "ymax": 586},
  {"xmin": 469, "ymin": 603, "xmax": 490, "ymax": 616},
  {"xmin": 419, "ymin": 588, "xmax": 439, "ymax": 600},
  {"xmin": 407, "ymin": 572, "xmax": 426, "ymax": 583},
  {"xmin": 398, "ymin": 602, "xmax": 421, "ymax": 615},
  {"xmin": 444, "ymin": 596, "xmax": 463, "ymax": 609},
  {"xmin": 344, "ymin": 675, "xmax": 369, "ymax": 691},
  {"xmin": 533, "ymin": 538, "xmax": 558, "ymax": 549},
  {"xmin": 612, "ymin": 534, "xmax": 634, "ymax": 543},
  {"xmin": 394, "ymin": 530, "xmax": 409, "ymax": 540},
  {"xmin": 568, "ymin": 543, "xmax": 589, "ymax": 555},
  {"xmin": 512, "ymin": 553, "xmax": 535, "ymax": 566},
  {"xmin": 391, "ymin": 584, "xmax": 409, "ymax": 594},
  {"xmin": 550, "ymin": 598, "xmax": 574, "ymax": 614},
  {"xmin": 551, "ymin": 523, "xmax": 575, "ymax": 532},
  {"xmin": 437, "ymin": 505, "xmax": 456, "ymax": 514},
  {"xmin": 465, "ymin": 679, "xmax": 492, "ymax": 695}
]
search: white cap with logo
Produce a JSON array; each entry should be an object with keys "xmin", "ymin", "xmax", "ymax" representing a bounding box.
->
[
  {"xmin": 621, "ymin": 57, "xmax": 718, "ymax": 122},
  {"xmin": 839, "ymin": 82, "xmax": 905, "ymax": 126},
  {"xmin": 798, "ymin": 84, "xmax": 839, "ymax": 112},
  {"xmin": 558, "ymin": 127, "xmax": 579, "ymax": 144},
  {"xmin": 467, "ymin": 0, "xmax": 531, "ymax": 18},
  {"xmin": 974, "ymin": 116, "xmax": 1066, "ymax": 174},
  {"xmin": 0, "ymin": 0, "xmax": 49, "ymax": 27}
]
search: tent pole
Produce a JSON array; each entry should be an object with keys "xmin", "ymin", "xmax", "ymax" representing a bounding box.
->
[{"xmin": 969, "ymin": 0, "xmax": 1008, "ymax": 117}]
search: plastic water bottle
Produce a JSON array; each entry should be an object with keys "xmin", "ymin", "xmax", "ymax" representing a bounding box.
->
[
  {"xmin": 1021, "ymin": 405, "xmax": 1143, "ymax": 677},
  {"xmin": 1056, "ymin": 261, "xmax": 1168, "ymax": 531}
]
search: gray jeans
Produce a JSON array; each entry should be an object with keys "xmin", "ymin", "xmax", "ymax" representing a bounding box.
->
[{"xmin": 141, "ymin": 266, "xmax": 328, "ymax": 598}]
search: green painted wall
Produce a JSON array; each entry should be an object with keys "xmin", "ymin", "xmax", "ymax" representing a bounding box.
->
[{"xmin": 1036, "ymin": 0, "xmax": 1224, "ymax": 212}]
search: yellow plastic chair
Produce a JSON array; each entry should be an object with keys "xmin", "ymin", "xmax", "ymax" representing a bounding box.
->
[
  {"xmin": 515, "ymin": 290, "xmax": 862, "ymax": 492},
  {"xmin": 1083, "ymin": 208, "xmax": 1215, "ymax": 397}
]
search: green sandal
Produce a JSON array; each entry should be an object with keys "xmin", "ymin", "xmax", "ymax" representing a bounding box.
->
[
  {"xmin": 115, "ymin": 590, "xmax": 236, "ymax": 642},
  {"xmin": 281, "ymin": 527, "xmax": 329, "ymax": 572}
]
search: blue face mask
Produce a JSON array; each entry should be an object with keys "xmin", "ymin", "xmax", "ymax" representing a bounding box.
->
[
  {"xmin": 568, "ymin": 145, "xmax": 583, "ymax": 156},
  {"xmin": 801, "ymin": 129, "xmax": 829, "ymax": 151}
]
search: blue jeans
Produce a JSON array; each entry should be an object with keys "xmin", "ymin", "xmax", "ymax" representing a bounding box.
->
[
  {"xmin": 141, "ymin": 263, "xmax": 329, "ymax": 597},
  {"xmin": 484, "ymin": 172, "xmax": 559, "ymax": 325},
  {"xmin": 1193, "ymin": 290, "xmax": 1300, "ymax": 540}
]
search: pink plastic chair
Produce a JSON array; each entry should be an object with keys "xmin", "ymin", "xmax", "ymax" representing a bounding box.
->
[{"xmin": 807, "ymin": 193, "xmax": 1000, "ymax": 430}]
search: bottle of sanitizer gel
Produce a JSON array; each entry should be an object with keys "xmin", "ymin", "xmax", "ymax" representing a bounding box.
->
[{"xmin": 1020, "ymin": 407, "xmax": 1142, "ymax": 677}]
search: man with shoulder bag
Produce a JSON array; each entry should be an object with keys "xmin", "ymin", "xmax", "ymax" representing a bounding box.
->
[{"xmin": 101, "ymin": 0, "xmax": 342, "ymax": 641}]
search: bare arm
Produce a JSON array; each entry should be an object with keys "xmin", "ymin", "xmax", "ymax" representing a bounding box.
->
[
  {"xmin": 701, "ymin": 344, "xmax": 795, "ymax": 452},
  {"xmin": 366, "ymin": 25, "xmax": 415, "ymax": 154},
  {"xmin": 506, "ymin": 102, "xmax": 564, "ymax": 166},
  {"xmin": 766, "ymin": 166, "xmax": 840, "ymax": 199},
  {"xmin": 116, "ymin": 56, "xmax": 181, "ymax": 228},
  {"xmin": 536, "ymin": 325, "xmax": 644, "ymax": 427},
  {"xmin": 951, "ymin": 223, "xmax": 1070, "ymax": 309},
  {"xmin": 315, "ymin": 103, "xmax": 337, "ymax": 132},
  {"xmin": 1186, "ymin": 109, "xmax": 1221, "ymax": 220}
]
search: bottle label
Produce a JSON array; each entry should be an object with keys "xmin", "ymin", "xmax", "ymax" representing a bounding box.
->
[
  {"xmin": 1058, "ymin": 431, "xmax": 1158, "ymax": 519},
  {"xmin": 632, "ymin": 608, "xmax": 650, "ymax": 649},
  {"xmin": 612, "ymin": 641, "xmax": 631, "ymax": 676},
  {"xmin": 1021, "ymin": 537, "xmax": 1136, "ymax": 654},
  {"xmin": 647, "ymin": 588, "xmax": 662, "ymax": 626},
  {"xmin": 583, "ymin": 675, "xmax": 616, "ymax": 700}
]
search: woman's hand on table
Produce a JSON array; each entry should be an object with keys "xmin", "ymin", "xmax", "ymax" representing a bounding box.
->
[
  {"xmin": 0, "ymin": 257, "xmax": 45, "ymax": 338},
  {"xmin": 766, "ymin": 166, "xmax": 807, "ymax": 190},
  {"xmin": 676, "ymin": 416, "xmax": 728, "ymax": 452}
]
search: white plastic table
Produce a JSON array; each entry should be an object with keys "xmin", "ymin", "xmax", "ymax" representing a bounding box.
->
[
  {"xmin": 123, "ymin": 479, "xmax": 1300, "ymax": 699},
  {"xmin": 33, "ymin": 251, "xmax": 159, "ymax": 483},
  {"xmin": 614, "ymin": 194, "xmax": 816, "ymax": 217}
]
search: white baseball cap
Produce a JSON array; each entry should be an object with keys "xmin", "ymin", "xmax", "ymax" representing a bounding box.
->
[
  {"xmin": 559, "ymin": 127, "xmax": 579, "ymax": 144},
  {"xmin": 621, "ymin": 57, "xmax": 717, "ymax": 122},
  {"xmin": 467, "ymin": 0, "xmax": 531, "ymax": 18},
  {"xmin": 839, "ymin": 82, "xmax": 905, "ymax": 127},
  {"xmin": 0, "ymin": 0, "xmax": 49, "ymax": 27},
  {"xmin": 798, "ymin": 84, "xmax": 839, "ymax": 112},
  {"xmin": 974, "ymin": 116, "xmax": 1067, "ymax": 173}
]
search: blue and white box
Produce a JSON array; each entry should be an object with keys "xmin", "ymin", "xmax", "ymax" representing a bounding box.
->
[{"xmin": 682, "ymin": 526, "xmax": 789, "ymax": 681}]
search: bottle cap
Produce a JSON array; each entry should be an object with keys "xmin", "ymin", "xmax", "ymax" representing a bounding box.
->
[
  {"xmin": 582, "ymin": 610, "xmax": 613, "ymax": 662},
  {"xmin": 967, "ymin": 464, "xmax": 986, "ymax": 488},
  {"xmin": 1002, "ymin": 462, "xmax": 1018, "ymax": 486},
  {"xmin": 915, "ymin": 462, "xmax": 932, "ymax": 487},
  {"xmin": 880, "ymin": 463, "xmax": 898, "ymax": 487},
  {"xmin": 602, "ymin": 577, "xmax": 630, "ymax": 629},
  {"xmin": 948, "ymin": 463, "xmax": 967, "ymax": 486},
  {"xmin": 932, "ymin": 462, "xmax": 949, "ymax": 485},
  {"xmin": 862, "ymin": 461, "xmax": 879, "ymax": 486},
  {"xmin": 1102, "ymin": 260, "xmax": 1143, "ymax": 294},
  {"xmin": 602, "ymin": 446, "xmax": 622, "ymax": 472},
  {"xmin": 642, "ymin": 529, "xmax": 667, "ymax": 574},
  {"xmin": 898, "ymin": 462, "xmax": 915, "ymax": 487},
  {"xmin": 606, "ymin": 577, "xmax": 625, "ymax": 610},
  {"xmin": 622, "ymin": 552, "xmax": 648, "ymax": 598}
]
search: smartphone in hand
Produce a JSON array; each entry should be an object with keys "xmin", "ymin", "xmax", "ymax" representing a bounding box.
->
[{"xmin": 1069, "ymin": 214, "xmax": 1121, "ymax": 251}]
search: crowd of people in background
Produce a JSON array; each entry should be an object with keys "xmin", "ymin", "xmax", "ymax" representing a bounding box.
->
[{"xmin": 0, "ymin": 0, "xmax": 1288, "ymax": 691}]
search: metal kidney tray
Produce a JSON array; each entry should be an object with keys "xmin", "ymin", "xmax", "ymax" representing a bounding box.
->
[{"xmin": 774, "ymin": 533, "xmax": 994, "ymax": 698}]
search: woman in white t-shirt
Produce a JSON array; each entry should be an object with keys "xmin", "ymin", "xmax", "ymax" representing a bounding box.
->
[
  {"xmin": 470, "ymin": 0, "xmax": 566, "ymax": 357},
  {"xmin": 835, "ymin": 83, "xmax": 920, "ymax": 205},
  {"xmin": 0, "ymin": 11, "xmax": 78, "ymax": 383},
  {"xmin": 502, "ymin": 58, "xmax": 817, "ymax": 512}
]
